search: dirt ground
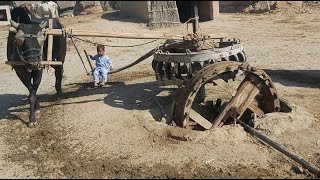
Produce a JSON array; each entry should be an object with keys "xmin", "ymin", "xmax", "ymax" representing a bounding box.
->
[{"xmin": 0, "ymin": 5, "xmax": 319, "ymax": 179}]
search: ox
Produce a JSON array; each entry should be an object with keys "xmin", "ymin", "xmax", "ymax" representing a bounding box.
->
[
  {"xmin": 7, "ymin": 7, "xmax": 67, "ymax": 127},
  {"xmin": 31, "ymin": 1, "xmax": 60, "ymax": 19}
]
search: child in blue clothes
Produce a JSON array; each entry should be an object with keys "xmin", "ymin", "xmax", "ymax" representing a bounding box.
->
[{"xmin": 89, "ymin": 44, "xmax": 113, "ymax": 87}]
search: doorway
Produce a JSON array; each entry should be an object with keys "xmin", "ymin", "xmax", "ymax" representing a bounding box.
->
[
  {"xmin": 176, "ymin": 1, "xmax": 193, "ymax": 23},
  {"xmin": 176, "ymin": 1, "xmax": 213, "ymax": 23}
]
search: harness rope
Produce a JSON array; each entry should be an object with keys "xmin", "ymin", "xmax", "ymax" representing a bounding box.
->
[
  {"xmin": 68, "ymin": 28, "xmax": 162, "ymax": 75},
  {"xmin": 71, "ymin": 36, "xmax": 160, "ymax": 48},
  {"xmin": 18, "ymin": 48, "xmax": 42, "ymax": 59},
  {"xmin": 13, "ymin": 31, "xmax": 48, "ymax": 71},
  {"xmin": 16, "ymin": 45, "xmax": 32, "ymax": 64}
]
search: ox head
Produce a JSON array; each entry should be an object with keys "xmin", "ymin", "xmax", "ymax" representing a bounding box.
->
[{"xmin": 10, "ymin": 19, "xmax": 47, "ymax": 71}]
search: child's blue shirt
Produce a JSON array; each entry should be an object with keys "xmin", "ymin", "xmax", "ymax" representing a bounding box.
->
[{"xmin": 92, "ymin": 54, "xmax": 112, "ymax": 69}]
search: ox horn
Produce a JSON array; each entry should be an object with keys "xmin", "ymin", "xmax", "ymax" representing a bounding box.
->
[
  {"xmin": 10, "ymin": 19, "xmax": 20, "ymax": 29},
  {"xmin": 39, "ymin": 21, "xmax": 47, "ymax": 29}
]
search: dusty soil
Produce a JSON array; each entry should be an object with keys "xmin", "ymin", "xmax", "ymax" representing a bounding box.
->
[{"xmin": 0, "ymin": 6, "xmax": 319, "ymax": 179}]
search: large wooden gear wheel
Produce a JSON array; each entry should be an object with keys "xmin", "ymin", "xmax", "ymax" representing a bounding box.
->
[{"xmin": 174, "ymin": 61, "xmax": 281, "ymax": 130}]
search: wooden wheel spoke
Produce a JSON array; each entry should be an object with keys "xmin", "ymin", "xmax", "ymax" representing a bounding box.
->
[
  {"xmin": 211, "ymin": 76, "xmax": 265, "ymax": 118},
  {"xmin": 212, "ymin": 80, "xmax": 261, "ymax": 128},
  {"xmin": 248, "ymin": 103, "xmax": 265, "ymax": 117},
  {"xmin": 189, "ymin": 108, "xmax": 212, "ymax": 130},
  {"xmin": 211, "ymin": 76, "xmax": 235, "ymax": 96}
]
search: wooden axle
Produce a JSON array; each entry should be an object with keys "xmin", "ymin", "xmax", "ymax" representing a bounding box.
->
[{"xmin": 5, "ymin": 61, "xmax": 62, "ymax": 66}]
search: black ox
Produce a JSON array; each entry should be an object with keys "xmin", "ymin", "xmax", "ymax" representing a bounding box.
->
[{"xmin": 7, "ymin": 7, "xmax": 67, "ymax": 127}]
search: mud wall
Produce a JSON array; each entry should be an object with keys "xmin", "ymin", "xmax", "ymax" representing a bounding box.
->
[
  {"xmin": 219, "ymin": 1, "xmax": 304, "ymax": 13},
  {"xmin": 120, "ymin": 1, "xmax": 149, "ymax": 21}
]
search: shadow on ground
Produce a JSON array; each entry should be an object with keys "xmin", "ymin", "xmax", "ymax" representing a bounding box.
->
[
  {"xmin": 263, "ymin": 69, "xmax": 320, "ymax": 89},
  {"xmin": 100, "ymin": 11, "xmax": 147, "ymax": 24},
  {"xmin": 0, "ymin": 94, "xmax": 29, "ymax": 124},
  {"xmin": 0, "ymin": 79, "xmax": 177, "ymax": 125}
]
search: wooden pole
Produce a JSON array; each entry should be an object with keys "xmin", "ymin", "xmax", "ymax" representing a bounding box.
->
[
  {"xmin": 47, "ymin": 18, "xmax": 53, "ymax": 63},
  {"xmin": 192, "ymin": 1, "xmax": 199, "ymax": 34},
  {"xmin": 83, "ymin": 50, "xmax": 94, "ymax": 73},
  {"xmin": 60, "ymin": 29, "xmax": 183, "ymax": 39},
  {"xmin": 9, "ymin": 27, "xmax": 227, "ymax": 40},
  {"xmin": 237, "ymin": 118, "xmax": 320, "ymax": 177},
  {"xmin": 70, "ymin": 37, "xmax": 90, "ymax": 74},
  {"xmin": 5, "ymin": 61, "xmax": 62, "ymax": 65}
]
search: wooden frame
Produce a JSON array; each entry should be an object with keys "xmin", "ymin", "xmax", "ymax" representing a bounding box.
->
[
  {"xmin": 0, "ymin": 5, "xmax": 11, "ymax": 26},
  {"xmin": 5, "ymin": 18, "xmax": 62, "ymax": 66},
  {"xmin": 6, "ymin": 17, "xmax": 226, "ymax": 66},
  {"xmin": 5, "ymin": 61, "xmax": 62, "ymax": 66}
]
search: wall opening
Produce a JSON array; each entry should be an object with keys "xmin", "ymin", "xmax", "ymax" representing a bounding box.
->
[
  {"xmin": 176, "ymin": 1, "xmax": 212, "ymax": 23},
  {"xmin": 176, "ymin": 1, "xmax": 192, "ymax": 23},
  {"xmin": 0, "ymin": 9, "xmax": 8, "ymax": 21},
  {"xmin": 0, "ymin": 5, "xmax": 11, "ymax": 25}
]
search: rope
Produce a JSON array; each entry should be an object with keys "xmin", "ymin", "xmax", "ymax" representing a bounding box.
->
[
  {"xmin": 109, "ymin": 47, "xmax": 159, "ymax": 74},
  {"xmin": 16, "ymin": 46, "xmax": 29, "ymax": 64},
  {"xmin": 184, "ymin": 17, "xmax": 203, "ymax": 35},
  {"xmin": 70, "ymin": 36, "xmax": 90, "ymax": 74},
  {"xmin": 72, "ymin": 36, "xmax": 160, "ymax": 48},
  {"xmin": 184, "ymin": 17, "xmax": 196, "ymax": 33}
]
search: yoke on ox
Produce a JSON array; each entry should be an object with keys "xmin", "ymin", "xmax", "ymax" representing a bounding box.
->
[{"xmin": 7, "ymin": 8, "xmax": 66, "ymax": 127}]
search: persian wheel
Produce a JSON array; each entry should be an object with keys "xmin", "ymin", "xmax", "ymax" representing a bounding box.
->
[{"xmin": 174, "ymin": 61, "xmax": 281, "ymax": 130}]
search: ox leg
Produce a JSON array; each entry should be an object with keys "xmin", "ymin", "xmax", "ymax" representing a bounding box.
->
[
  {"xmin": 28, "ymin": 70, "xmax": 43, "ymax": 127},
  {"xmin": 54, "ymin": 66, "xmax": 63, "ymax": 99},
  {"xmin": 14, "ymin": 67, "xmax": 33, "ymax": 125},
  {"xmin": 30, "ymin": 69, "xmax": 41, "ymax": 111},
  {"xmin": 14, "ymin": 68, "xmax": 42, "ymax": 127},
  {"xmin": 14, "ymin": 66, "xmax": 32, "ymax": 90},
  {"xmin": 28, "ymin": 90, "xmax": 37, "ymax": 127}
]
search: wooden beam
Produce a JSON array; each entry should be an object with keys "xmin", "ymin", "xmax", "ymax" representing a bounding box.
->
[
  {"xmin": 189, "ymin": 108, "xmax": 212, "ymax": 130},
  {"xmin": 212, "ymin": 80, "xmax": 254, "ymax": 128},
  {"xmin": 212, "ymin": 76, "xmax": 265, "ymax": 117},
  {"xmin": 47, "ymin": 19, "xmax": 53, "ymax": 62},
  {"xmin": 5, "ymin": 61, "xmax": 62, "ymax": 65},
  {"xmin": 211, "ymin": 77, "xmax": 235, "ymax": 96},
  {"xmin": 83, "ymin": 50, "xmax": 94, "ymax": 73},
  {"xmin": 248, "ymin": 103, "xmax": 265, "ymax": 117},
  {"xmin": 50, "ymin": 29, "xmax": 183, "ymax": 39},
  {"xmin": 9, "ymin": 27, "xmax": 227, "ymax": 40}
]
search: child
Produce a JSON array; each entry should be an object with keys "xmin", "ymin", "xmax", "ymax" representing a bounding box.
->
[{"xmin": 89, "ymin": 44, "xmax": 113, "ymax": 87}]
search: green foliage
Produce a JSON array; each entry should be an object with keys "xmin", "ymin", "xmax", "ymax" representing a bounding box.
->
[
  {"xmin": 100, "ymin": 1, "xmax": 109, "ymax": 11},
  {"xmin": 100, "ymin": 1, "xmax": 120, "ymax": 11}
]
